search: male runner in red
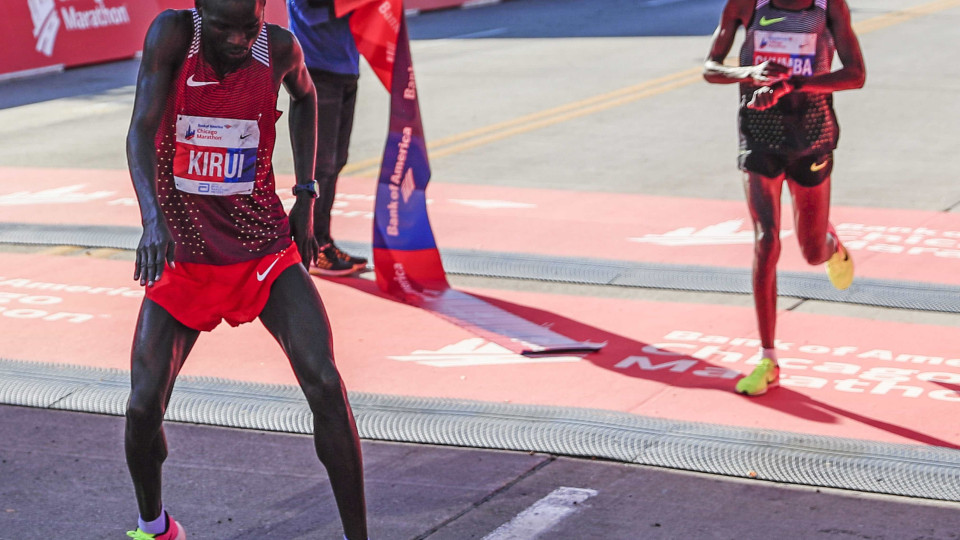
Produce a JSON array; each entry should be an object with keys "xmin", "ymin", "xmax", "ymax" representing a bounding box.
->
[
  {"xmin": 704, "ymin": 0, "xmax": 865, "ymax": 396},
  {"xmin": 125, "ymin": 0, "xmax": 367, "ymax": 538}
]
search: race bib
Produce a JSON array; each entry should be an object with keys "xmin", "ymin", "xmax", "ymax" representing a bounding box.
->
[
  {"xmin": 753, "ymin": 31, "xmax": 817, "ymax": 77},
  {"xmin": 172, "ymin": 115, "xmax": 260, "ymax": 196}
]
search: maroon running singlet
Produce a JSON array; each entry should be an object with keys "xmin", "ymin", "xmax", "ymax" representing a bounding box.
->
[
  {"xmin": 154, "ymin": 9, "xmax": 291, "ymax": 266},
  {"xmin": 146, "ymin": 10, "xmax": 299, "ymax": 331}
]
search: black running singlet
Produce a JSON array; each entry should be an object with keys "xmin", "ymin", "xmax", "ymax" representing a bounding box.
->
[{"xmin": 738, "ymin": 0, "xmax": 839, "ymax": 155}]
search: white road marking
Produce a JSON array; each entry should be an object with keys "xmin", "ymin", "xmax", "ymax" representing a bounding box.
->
[
  {"xmin": 482, "ymin": 487, "xmax": 598, "ymax": 540},
  {"xmin": 451, "ymin": 27, "xmax": 508, "ymax": 39},
  {"xmin": 643, "ymin": 0, "xmax": 686, "ymax": 6},
  {"xmin": 448, "ymin": 198, "xmax": 536, "ymax": 210},
  {"xmin": 0, "ymin": 185, "xmax": 115, "ymax": 206},
  {"xmin": 389, "ymin": 338, "xmax": 584, "ymax": 367},
  {"xmin": 463, "ymin": 0, "xmax": 502, "ymax": 9}
]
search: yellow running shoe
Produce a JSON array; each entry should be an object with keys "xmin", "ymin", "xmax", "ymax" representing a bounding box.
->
[
  {"xmin": 736, "ymin": 358, "xmax": 780, "ymax": 396},
  {"xmin": 825, "ymin": 238, "xmax": 854, "ymax": 290}
]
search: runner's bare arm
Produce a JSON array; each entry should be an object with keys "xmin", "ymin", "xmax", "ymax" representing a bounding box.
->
[
  {"xmin": 272, "ymin": 25, "xmax": 319, "ymax": 268},
  {"xmin": 126, "ymin": 10, "xmax": 191, "ymax": 286},
  {"xmin": 789, "ymin": 0, "xmax": 866, "ymax": 93},
  {"xmin": 703, "ymin": 0, "xmax": 789, "ymax": 85}
]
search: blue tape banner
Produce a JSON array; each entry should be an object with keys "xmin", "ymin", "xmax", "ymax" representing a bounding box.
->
[
  {"xmin": 343, "ymin": 3, "xmax": 602, "ymax": 354},
  {"xmin": 369, "ymin": 15, "xmax": 449, "ymax": 298}
]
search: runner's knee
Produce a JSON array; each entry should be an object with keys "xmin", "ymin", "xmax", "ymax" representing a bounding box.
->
[
  {"xmin": 754, "ymin": 228, "xmax": 781, "ymax": 260},
  {"xmin": 298, "ymin": 360, "xmax": 345, "ymax": 407},
  {"xmin": 799, "ymin": 241, "xmax": 831, "ymax": 265},
  {"xmin": 126, "ymin": 391, "xmax": 165, "ymax": 430}
]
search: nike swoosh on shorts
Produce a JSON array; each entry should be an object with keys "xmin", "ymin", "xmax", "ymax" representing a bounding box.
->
[
  {"xmin": 810, "ymin": 160, "xmax": 830, "ymax": 172},
  {"xmin": 257, "ymin": 256, "xmax": 281, "ymax": 281}
]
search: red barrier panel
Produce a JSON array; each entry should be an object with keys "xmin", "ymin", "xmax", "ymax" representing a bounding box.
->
[
  {"xmin": 0, "ymin": 0, "xmax": 159, "ymax": 78},
  {"xmin": 407, "ymin": 0, "xmax": 479, "ymax": 11},
  {"xmin": 155, "ymin": 0, "xmax": 290, "ymax": 25},
  {"xmin": 0, "ymin": 0, "xmax": 487, "ymax": 79}
]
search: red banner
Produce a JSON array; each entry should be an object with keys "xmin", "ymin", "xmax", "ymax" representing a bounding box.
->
[
  {"xmin": 154, "ymin": 0, "xmax": 290, "ymax": 25},
  {"xmin": 1, "ymin": 0, "xmax": 473, "ymax": 79},
  {"xmin": 337, "ymin": 0, "xmax": 402, "ymax": 89},
  {"xmin": 0, "ymin": 0, "xmax": 292, "ymax": 79},
  {"xmin": 1, "ymin": 0, "xmax": 158, "ymax": 77}
]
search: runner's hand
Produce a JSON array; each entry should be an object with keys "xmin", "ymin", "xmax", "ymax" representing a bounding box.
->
[
  {"xmin": 135, "ymin": 218, "xmax": 175, "ymax": 287},
  {"xmin": 751, "ymin": 61, "xmax": 790, "ymax": 86},
  {"xmin": 289, "ymin": 195, "xmax": 318, "ymax": 270},
  {"xmin": 747, "ymin": 80, "xmax": 793, "ymax": 111}
]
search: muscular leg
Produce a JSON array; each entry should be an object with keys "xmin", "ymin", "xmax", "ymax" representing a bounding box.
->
[
  {"xmin": 259, "ymin": 265, "xmax": 367, "ymax": 540},
  {"xmin": 744, "ymin": 171, "xmax": 784, "ymax": 349},
  {"xmin": 787, "ymin": 176, "xmax": 837, "ymax": 265},
  {"xmin": 126, "ymin": 299, "xmax": 200, "ymax": 521}
]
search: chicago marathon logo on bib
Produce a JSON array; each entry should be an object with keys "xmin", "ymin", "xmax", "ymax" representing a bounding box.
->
[
  {"xmin": 753, "ymin": 31, "xmax": 817, "ymax": 77},
  {"xmin": 173, "ymin": 115, "xmax": 260, "ymax": 196}
]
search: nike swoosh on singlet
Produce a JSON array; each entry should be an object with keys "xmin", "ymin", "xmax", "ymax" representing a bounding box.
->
[
  {"xmin": 257, "ymin": 256, "xmax": 281, "ymax": 281},
  {"xmin": 810, "ymin": 160, "xmax": 830, "ymax": 172},
  {"xmin": 759, "ymin": 16, "xmax": 787, "ymax": 26},
  {"xmin": 186, "ymin": 74, "xmax": 219, "ymax": 87}
]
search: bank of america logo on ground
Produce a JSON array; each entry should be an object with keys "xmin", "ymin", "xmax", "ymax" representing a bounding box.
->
[
  {"xmin": 29, "ymin": 0, "xmax": 60, "ymax": 56},
  {"xmin": 629, "ymin": 219, "xmax": 795, "ymax": 247}
]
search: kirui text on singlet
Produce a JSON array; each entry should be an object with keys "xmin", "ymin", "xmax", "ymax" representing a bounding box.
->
[{"xmin": 173, "ymin": 114, "xmax": 260, "ymax": 196}]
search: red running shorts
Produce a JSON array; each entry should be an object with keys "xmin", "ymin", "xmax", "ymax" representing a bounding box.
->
[{"xmin": 145, "ymin": 245, "xmax": 302, "ymax": 331}]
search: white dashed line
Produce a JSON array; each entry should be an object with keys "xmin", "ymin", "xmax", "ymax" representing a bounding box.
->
[{"xmin": 482, "ymin": 487, "xmax": 598, "ymax": 540}]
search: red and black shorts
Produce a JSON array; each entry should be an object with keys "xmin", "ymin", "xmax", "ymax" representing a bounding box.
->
[
  {"xmin": 738, "ymin": 150, "xmax": 834, "ymax": 187},
  {"xmin": 145, "ymin": 245, "xmax": 302, "ymax": 332}
]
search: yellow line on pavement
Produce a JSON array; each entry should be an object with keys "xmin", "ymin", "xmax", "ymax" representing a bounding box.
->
[
  {"xmin": 343, "ymin": 0, "xmax": 957, "ymax": 176},
  {"xmin": 425, "ymin": 67, "xmax": 703, "ymax": 150},
  {"xmin": 85, "ymin": 248, "xmax": 124, "ymax": 258},
  {"xmin": 37, "ymin": 245, "xmax": 85, "ymax": 256},
  {"xmin": 853, "ymin": 0, "xmax": 960, "ymax": 33},
  {"xmin": 428, "ymin": 73, "xmax": 704, "ymax": 161},
  {"xmin": 340, "ymin": 67, "xmax": 702, "ymax": 175}
]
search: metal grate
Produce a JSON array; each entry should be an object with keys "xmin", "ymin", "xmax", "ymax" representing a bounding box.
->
[{"xmin": 2, "ymin": 222, "xmax": 958, "ymax": 312}]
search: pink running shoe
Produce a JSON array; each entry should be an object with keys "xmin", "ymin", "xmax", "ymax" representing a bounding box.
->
[{"xmin": 126, "ymin": 515, "xmax": 186, "ymax": 540}]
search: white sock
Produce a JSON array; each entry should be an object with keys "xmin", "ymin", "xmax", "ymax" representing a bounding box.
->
[
  {"xmin": 762, "ymin": 348, "xmax": 778, "ymax": 363},
  {"xmin": 829, "ymin": 230, "xmax": 843, "ymax": 255},
  {"xmin": 139, "ymin": 507, "xmax": 167, "ymax": 535}
]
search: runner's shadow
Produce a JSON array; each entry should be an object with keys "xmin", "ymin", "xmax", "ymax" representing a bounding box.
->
[
  {"xmin": 465, "ymin": 290, "xmax": 959, "ymax": 449},
  {"xmin": 318, "ymin": 276, "xmax": 957, "ymax": 449}
]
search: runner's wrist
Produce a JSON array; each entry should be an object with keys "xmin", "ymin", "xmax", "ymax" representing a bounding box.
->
[
  {"xmin": 292, "ymin": 180, "xmax": 319, "ymax": 198},
  {"xmin": 776, "ymin": 79, "xmax": 794, "ymax": 94},
  {"xmin": 140, "ymin": 208, "xmax": 166, "ymax": 227}
]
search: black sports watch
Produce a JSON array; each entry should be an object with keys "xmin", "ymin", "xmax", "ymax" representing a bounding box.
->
[{"xmin": 292, "ymin": 180, "xmax": 318, "ymax": 198}]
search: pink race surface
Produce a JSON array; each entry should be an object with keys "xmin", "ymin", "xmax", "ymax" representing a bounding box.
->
[
  {"xmin": 3, "ymin": 167, "xmax": 958, "ymax": 285},
  {"xmin": 1, "ymin": 253, "xmax": 957, "ymax": 449}
]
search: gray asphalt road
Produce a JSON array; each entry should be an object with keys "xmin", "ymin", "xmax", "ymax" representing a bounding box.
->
[{"xmin": 3, "ymin": 405, "xmax": 959, "ymax": 539}]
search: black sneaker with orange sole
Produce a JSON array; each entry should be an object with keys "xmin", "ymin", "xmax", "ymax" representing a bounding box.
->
[
  {"xmin": 310, "ymin": 244, "xmax": 358, "ymax": 277},
  {"xmin": 331, "ymin": 242, "xmax": 368, "ymax": 270}
]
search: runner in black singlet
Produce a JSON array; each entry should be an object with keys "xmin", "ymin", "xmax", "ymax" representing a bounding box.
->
[{"xmin": 703, "ymin": 0, "xmax": 865, "ymax": 396}]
